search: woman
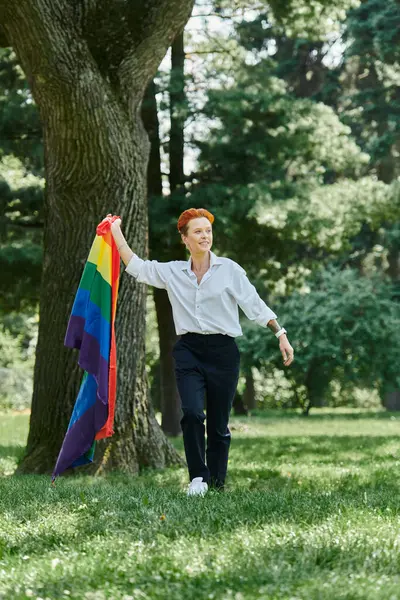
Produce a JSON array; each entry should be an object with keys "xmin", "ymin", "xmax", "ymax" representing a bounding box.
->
[{"xmin": 111, "ymin": 208, "xmax": 294, "ymax": 496}]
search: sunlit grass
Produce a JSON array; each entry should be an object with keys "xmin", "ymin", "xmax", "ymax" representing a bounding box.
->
[{"xmin": 1, "ymin": 409, "xmax": 400, "ymax": 599}]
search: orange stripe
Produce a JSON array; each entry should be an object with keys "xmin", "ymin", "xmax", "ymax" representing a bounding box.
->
[{"xmin": 103, "ymin": 235, "xmax": 112, "ymax": 248}]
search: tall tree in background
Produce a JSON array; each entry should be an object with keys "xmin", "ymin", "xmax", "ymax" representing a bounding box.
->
[
  {"xmin": 343, "ymin": 0, "xmax": 400, "ymax": 408},
  {"xmin": 145, "ymin": 31, "xmax": 188, "ymax": 436},
  {"xmin": 344, "ymin": 0, "xmax": 400, "ymax": 184},
  {"xmin": 157, "ymin": 31, "xmax": 187, "ymax": 436},
  {"xmin": 0, "ymin": 0, "xmax": 194, "ymax": 473}
]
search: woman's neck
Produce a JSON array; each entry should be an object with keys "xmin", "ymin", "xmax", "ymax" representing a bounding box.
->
[{"xmin": 190, "ymin": 250, "xmax": 210, "ymax": 272}]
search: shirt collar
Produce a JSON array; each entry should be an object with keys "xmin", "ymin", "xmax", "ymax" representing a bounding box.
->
[{"xmin": 182, "ymin": 250, "xmax": 222, "ymax": 275}]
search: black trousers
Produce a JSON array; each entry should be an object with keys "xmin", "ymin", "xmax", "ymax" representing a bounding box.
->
[{"xmin": 172, "ymin": 332, "xmax": 240, "ymax": 488}]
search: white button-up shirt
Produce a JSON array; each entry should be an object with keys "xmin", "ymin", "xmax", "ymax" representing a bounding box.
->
[{"xmin": 124, "ymin": 250, "xmax": 277, "ymax": 338}]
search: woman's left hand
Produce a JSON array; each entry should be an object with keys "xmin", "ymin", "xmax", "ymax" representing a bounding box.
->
[{"xmin": 279, "ymin": 336, "xmax": 294, "ymax": 367}]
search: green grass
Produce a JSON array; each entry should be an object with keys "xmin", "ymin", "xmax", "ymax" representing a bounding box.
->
[{"xmin": 1, "ymin": 409, "xmax": 400, "ymax": 600}]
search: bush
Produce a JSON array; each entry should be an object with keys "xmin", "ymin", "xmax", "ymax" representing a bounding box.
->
[
  {"xmin": 0, "ymin": 313, "xmax": 37, "ymax": 411},
  {"xmin": 238, "ymin": 268, "xmax": 400, "ymax": 413}
]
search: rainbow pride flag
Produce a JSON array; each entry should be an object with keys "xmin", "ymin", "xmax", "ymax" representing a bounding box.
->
[{"xmin": 52, "ymin": 216, "xmax": 120, "ymax": 481}]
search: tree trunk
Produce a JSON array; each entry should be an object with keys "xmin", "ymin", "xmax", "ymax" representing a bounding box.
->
[
  {"xmin": 154, "ymin": 287, "xmax": 182, "ymax": 435},
  {"xmin": 233, "ymin": 390, "xmax": 248, "ymax": 416},
  {"xmin": 275, "ymin": 36, "xmax": 326, "ymax": 99},
  {"xmin": 141, "ymin": 79, "xmax": 183, "ymax": 436},
  {"xmin": 142, "ymin": 30, "xmax": 188, "ymax": 437},
  {"xmin": 1, "ymin": 0, "xmax": 194, "ymax": 474},
  {"xmin": 383, "ymin": 244, "xmax": 400, "ymax": 410},
  {"xmin": 142, "ymin": 79, "xmax": 165, "ymax": 415},
  {"xmin": 153, "ymin": 30, "xmax": 188, "ymax": 435},
  {"xmin": 384, "ymin": 391, "xmax": 400, "ymax": 411},
  {"xmin": 304, "ymin": 362, "xmax": 329, "ymax": 411},
  {"xmin": 169, "ymin": 31, "xmax": 186, "ymax": 192},
  {"xmin": 242, "ymin": 369, "xmax": 256, "ymax": 411}
]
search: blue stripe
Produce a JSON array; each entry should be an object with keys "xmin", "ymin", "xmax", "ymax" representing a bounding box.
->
[
  {"xmin": 70, "ymin": 287, "xmax": 90, "ymax": 318},
  {"xmin": 70, "ymin": 288, "xmax": 110, "ymax": 360},
  {"xmin": 68, "ymin": 372, "xmax": 97, "ymax": 429}
]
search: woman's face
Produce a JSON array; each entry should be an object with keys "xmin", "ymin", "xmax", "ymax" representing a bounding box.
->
[{"xmin": 182, "ymin": 217, "xmax": 213, "ymax": 255}]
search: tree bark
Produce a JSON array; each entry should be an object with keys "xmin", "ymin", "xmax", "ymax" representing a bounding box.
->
[
  {"xmin": 384, "ymin": 243, "xmax": 400, "ymax": 410},
  {"xmin": 169, "ymin": 31, "xmax": 186, "ymax": 192},
  {"xmin": 141, "ymin": 79, "xmax": 183, "ymax": 436},
  {"xmin": 154, "ymin": 287, "xmax": 182, "ymax": 435},
  {"xmin": 0, "ymin": 0, "xmax": 194, "ymax": 474},
  {"xmin": 142, "ymin": 32, "xmax": 188, "ymax": 437},
  {"xmin": 384, "ymin": 391, "xmax": 400, "ymax": 411},
  {"xmin": 233, "ymin": 390, "xmax": 248, "ymax": 416},
  {"xmin": 275, "ymin": 36, "xmax": 327, "ymax": 99},
  {"xmin": 155, "ymin": 30, "xmax": 188, "ymax": 435},
  {"xmin": 242, "ymin": 369, "xmax": 256, "ymax": 411}
]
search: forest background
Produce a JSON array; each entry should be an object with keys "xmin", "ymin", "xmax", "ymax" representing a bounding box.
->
[{"xmin": 1, "ymin": 0, "xmax": 400, "ymax": 432}]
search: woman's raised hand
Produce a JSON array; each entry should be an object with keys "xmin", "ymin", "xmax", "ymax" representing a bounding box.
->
[{"xmin": 111, "ymin": 217, "xmax": 122, "ymax": 230}]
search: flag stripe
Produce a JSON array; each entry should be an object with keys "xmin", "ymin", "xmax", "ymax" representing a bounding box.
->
[
  {"xmin": 52, "ymin": 399, "xmax": 108, "ymax": 477},
  {"xmin": 64, "ymin": 316, "xmax": 109, "ymax": 403},
  {"xmin": 78, "ymin": 264, "xmax": 111, "ymax": 323},
  {"xmin": 87, "ymin": 235, "xmax": 112, "ymax": 285},
  {"xmin": 69, "ymin": 292, "xmax": 111, "ymax": 359}
]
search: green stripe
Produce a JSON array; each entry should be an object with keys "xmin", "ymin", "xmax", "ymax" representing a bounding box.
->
[{"xmin": 79, "ymin": 261, "xmax": 111, "ymax": 323}]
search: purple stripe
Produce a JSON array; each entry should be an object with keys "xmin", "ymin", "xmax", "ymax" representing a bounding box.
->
[
  {"xmin": 52, "ymin": 400, "xmax": 108, "ymax": 479},
  {"xmin": 64, "ymin": 314, "xmax": 85, "ymax": 349},
  {"xmin": 64, "ymin": 313, "xmax": 110, "ymax": 362},
  {"xmin": 65, "ymin": 317, "xmax": 109, "ymax": 404},
  {"xmin": 66, "ymin": 292, "xmax": 111, "ymax": 359}
]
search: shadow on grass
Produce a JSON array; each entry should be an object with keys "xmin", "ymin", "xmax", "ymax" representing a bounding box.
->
[
  {"xmin": 2, "ymin": 466, "xmax": 400, "ymax": 562},
  {"xmin": 0, "ymin": 445, "xmax": 26, "ymax": 458},
  {"xmin": 230, "ymin": 435, "xmax": 400, "ymax": 466},
  {"xmin": 245, "ymin": 409, "xmax": 400, "ymax": 421}
]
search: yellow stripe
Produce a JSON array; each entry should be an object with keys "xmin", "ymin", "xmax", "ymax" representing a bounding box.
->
[
  {"xmin": 87, "ymin": 236, "xmax": 102, "ymax": 263},
  {"xmin": 87, "ymin": 235, "xmax": 112, "ymax": 286}
]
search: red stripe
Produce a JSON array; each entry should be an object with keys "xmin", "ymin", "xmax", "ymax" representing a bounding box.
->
[{"xmin": 95, "ymin": 231, "xmax": 120, "ymax": 440}]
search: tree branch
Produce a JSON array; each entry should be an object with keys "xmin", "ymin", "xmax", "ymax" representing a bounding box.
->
[
  {"xmin": 117, "ymin": 0, "xmax": 195, "ymax": 106},
  {"xmin": 0, "ymin": 0, "xmax": 195, "ymax": 109}
]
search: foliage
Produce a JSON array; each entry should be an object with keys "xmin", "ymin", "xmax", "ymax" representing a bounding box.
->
[
  {"xmin": 212, "ymin": 0, "xmax": 360, "ymax": 38},
  {"xmin": 0, "ymin": 49, "xmax": 43, "ymax": 174},
  {"xmin": 345, "ymin": 0, "xmax": 400, "ymax": 64},
  {"xmin": 237, "ymin": 268, "xmax": 400, "ymax": 412},
  {"xmin": 0, "ymin": 312, "xmax": 37, "ymax": 410},
  {"xmin": 343, "ymin": 0, "xmax": 400, "ymax": 181},
  {"xmin": 252, "ymin": 177, "xmax": 397, "ymax": 254},
  {"xmin": 188, "ymin": 46, "xmax": 394, "ymax": 296},
  {"xmin": 0, "ymin": 48, "xmax": 44, "ymax": 314},
  {"xmin": 196, "ymin": 64, "xmax": 367, "ymax": 192}
]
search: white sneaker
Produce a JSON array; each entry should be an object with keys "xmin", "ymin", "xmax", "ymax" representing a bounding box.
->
[{"xmin": 187, "ymin": 477, "xmax": 208, "ymax": 496}]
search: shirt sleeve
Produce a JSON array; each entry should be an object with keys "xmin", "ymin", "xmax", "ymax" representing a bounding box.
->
[
  {"xmin": 230, "ymin": 264, "xmax": 277, "ymax": 327},
  {"xmin": 124, "ymin": 254, "xmax": 170, "ymax": 290}
]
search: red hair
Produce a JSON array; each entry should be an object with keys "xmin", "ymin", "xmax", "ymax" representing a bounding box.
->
[{"xmin": 177, "ymin": 208, "xmax": 215, "ymax": 235}]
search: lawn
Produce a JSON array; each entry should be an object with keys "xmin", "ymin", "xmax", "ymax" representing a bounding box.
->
[{"xmin": 1, "ymin": 409, "xmax": 400, "ymax": 600}]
